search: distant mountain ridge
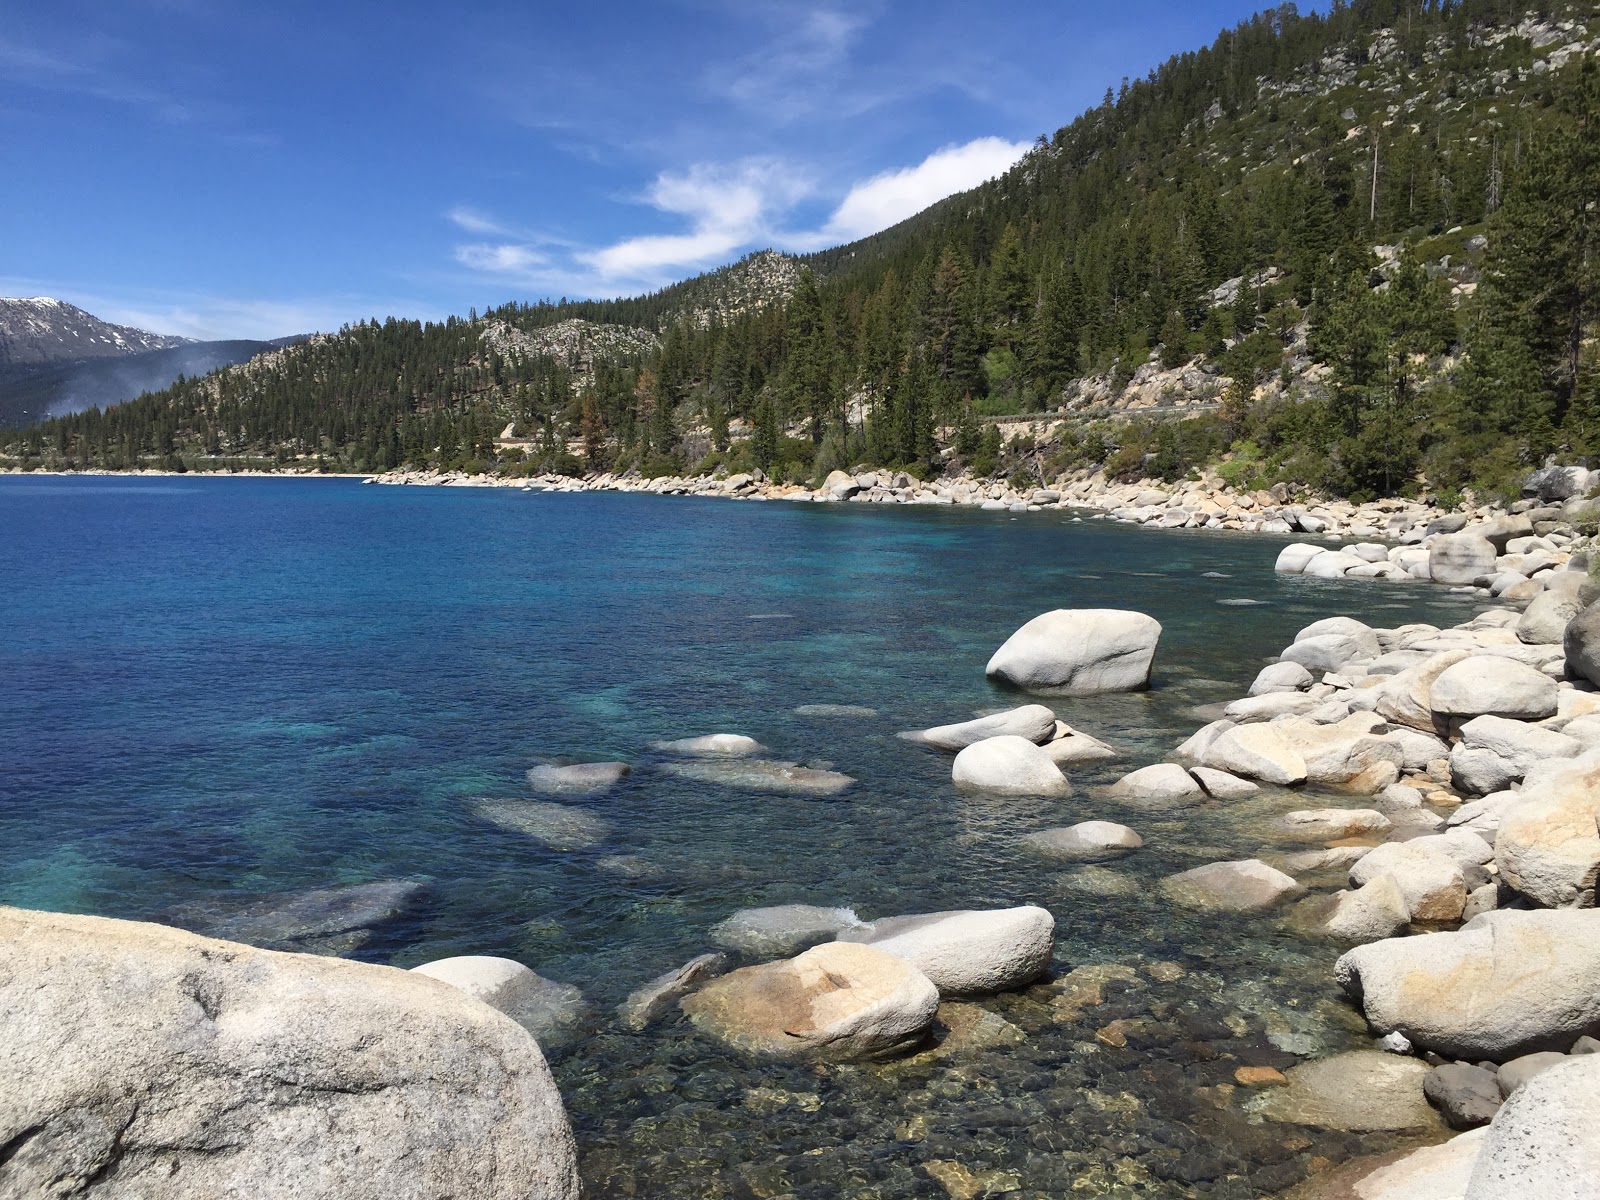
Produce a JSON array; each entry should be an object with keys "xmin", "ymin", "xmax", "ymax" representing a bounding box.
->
[
  {"xmin": 0, "ymin": 297, "xmax": 191, "ymax": 367},
  {"xmin": 0, "ymin": 297, "xmax": 305, "ymax": 427}
]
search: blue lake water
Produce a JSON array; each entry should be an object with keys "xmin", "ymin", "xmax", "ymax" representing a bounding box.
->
[{"xmin": 0, "ymin": 476, "xmax": 1484, "ymax": 1197}]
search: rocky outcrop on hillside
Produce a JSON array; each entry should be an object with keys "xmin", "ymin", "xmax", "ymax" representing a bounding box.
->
[{"xmin": 482, "ymin": 318, "xmax": 659, "ymax": 384}]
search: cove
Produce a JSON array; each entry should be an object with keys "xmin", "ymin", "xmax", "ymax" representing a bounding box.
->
[{"xmin": 0, "ymin": 475, "xmax": 1487, "ymax": 1197}]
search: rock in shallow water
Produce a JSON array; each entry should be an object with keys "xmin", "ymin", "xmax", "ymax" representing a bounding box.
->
[
  {"xmin": 900, "ymin": 704, "xmax": 1059, "ymax": 750},
  {"xmin": 984, "ymin": 608, "xmax": 1161, "ymax": 695},
  {"xmin": 410, "ymin": 955, "xmax": 587, "ymax": 1044},
  {"xmin": 472, "ymin": 798, "xmax": 611, "ymax": 850},
  {"xmin": 616, "ymin": 952, "xmax": 727, "ymax": 1031},
  {"xmin": 525, "ymin": 760, "xmax": 630, "ymax": 796},
  {"xmin": 1252, "ymin": 1050, "xmax": 1441, "ymax": 1132},
  {"xmin": 657, "ymin": 757, "xmax": 854, "ymax": 795},
  {"xmin": 1107, "ymin": 763, "xmax": 1203, "ymax": 807},
  {"xmin": 951, "ymin": 735, "xmax": 1070, "ymax": 796},
  {"xmin": 651, "ymin": 733, "xmax": 764, "ymax": 757},
  {"xmin": 1424, "ymin": 1063, "xmax": 1502, "ymax": 1129},
  {"xmin": 711, "ymin": 904, "xmax": 862, "ymax": 957},
  {"xmin": 836, "ymin": 906, "xmax": 1055, "ymax": 995},
  {"xmin": 166, "ymin": 878, "xmax": 429, "ymax": 955},
  {"xmin": 1160, "ymin": 859, "xmax": 1305, "ymax": 913},
  {"xmin": 680, "ymin": 941, "xmax": 939, "ymax": 1060},
  {"xmin": 0, "ymin": 905, "xmax": 579, "ymax": 1200},
  {"xmin": 1020, "ymin": 821, "xmax": 1142, "ymax": 862},
  {"xmin": 1335, "ymin": 909, "xmax": 1600, "ymax": 1060}
]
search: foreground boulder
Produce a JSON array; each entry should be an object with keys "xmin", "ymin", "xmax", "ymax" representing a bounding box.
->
[
  {"xmin": 835, "ymin": 906, "xmax": 1055, "ymax": 994},
  {"xmin": 0, "ymin": 906, "xmax": 579, "ymax": 1199},
  {"xmin": 1465, "ymin": 1054, "xmax": 1600, "ymax": 1198},
  {"xmin": 901, "ymin": 704, "xmax": 1058, "ymax": 750},
  {"xmin": 680, "ymin": 941, "xmax": 938, "ymax": 1060},
  {"xmin": 985, "ymin": 609, "xmax": 1161, "ymax": 695},
  {"xmin": 1335, "ymin": 909, "xmax": 1600, "ymax": 1059},
  {"xmin": 951, "ymin": 736, "xmax": 1071, "ymax": 796}
]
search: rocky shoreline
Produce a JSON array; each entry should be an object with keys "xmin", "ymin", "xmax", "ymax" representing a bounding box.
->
[
  {"xmin": 7, "ymin": 484, "xmax": 1600, "ymax": 1197},
  {"xmin": 370, "ymin": 461, "xmax": 1598, "ymax": 596}
]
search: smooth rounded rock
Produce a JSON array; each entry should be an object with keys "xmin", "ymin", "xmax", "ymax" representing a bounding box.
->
[
  {"xmin": 1424, "ymin": 1063, "xmax": 1502, "ymax": 1129},
  {"xmin": 985, "ymin": 609, "xmax": 1162, "ymax": 695},
  {"xmin": 710, "ymin": 904, "xmax": 863, "ymax": 958},
  {"xmin": 1565, "ymin": 601, "xmax": 1600, "ymax": 687},
  {"xmin": 1020, "ymin": 821, "xmax": 1142, "ymax": 862},
  {"xmin": 0, "ymin": 906, "xmax": 580, "ymax": 1200},
  {"xmin": 1189, "ymin": 766, "xmax": 1259, "ymax": 799},
  {"xmin": 1335, "ymin": 908, "xmax": 1600, "ymax": 1060},
  {"xmin": 1465, "ymin": 1055, "xmax": 1600, "ymax": 1198},
  {"xmin": 903, "ymin": 705, "xmax": 1058, "ymax": 751},
  {"xmin": 652, "ymin": 734, "xmax": 764, "ymax": 757},
  {"xmin": 1198, "ymin": 723, "xmax": 1307, "ymax": 785},
  {"xmin": 525, "ymin": 761, "xmax": 630, "ymax": 796},
  {"xmin": 1431, "ymin": 657, "xmax": 1559, "ymax": 721},
  {"xmin": 1160, "ymin": 859, "xmax": 1306, "ymax": 913},
  {"xmin": 680, "ymin": 941, "xmax": 939, "ymax": 1060},
  {"xmin": 410, "ymin": 956, "xmax": 587, "ymax": 1042},
  {"xmin": 1349, "ymin": 841, "xmax": 1467, "ymax": 921},
  {"xmin": 1107, "ymin": 762, "xmax": 1203, "ymax": 807},
  {"xmin": 836, "ymin": 906, "xmax": 1055, "ymax": 995},
  {"xmin": 1252, "ymin": 1051, "xmax": 1441, "ymax": 1132},
  {"xmin": 952, "ymin": 735, "xmax": 1071, "ymax": 796},
  {"xmin": 1430, "ymin": 534, "xmax": 1498, "ymax": 585}
]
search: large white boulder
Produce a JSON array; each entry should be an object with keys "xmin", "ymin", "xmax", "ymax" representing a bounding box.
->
[
  {"xmin": 1106, "ymin": 763, "xmax": 1204, "ymax": 806},
  {"xmin": 1430, "ymin": 533, "xmax": 1498, "ymax": 585},
  {"xmin": 1517, "ymin": 590, "xmax": 1582, "ymax": 645},
  {"xmin": 680, "ymin": 941, "xmax": 938, "ymax": 1060},
  {"xmin": 902, "ymin": 704, "xmax": 1058, "ymax": 750},
  {"xmin": 1465, "ymin": 1055, "xmax": 1600, "ymax": 1198},
  {"xmin": 1198, "ymin": 723, "xmax": 1308, "ymax": 785},
  {"xmin": 1496, "ymin": 754, "xmax": 1600, "ymax": 907},
  {"xmin": 0, "ymin": 906, "xmax": 579, "ymax": 1199},
  {"xmin": 1335, "ymin": 908, "xmax": 1600, "ymax": 1059},
  {"xmin": 951, "ymin": 735, "xmax": 1071, "ymax": 796},
  {"xmin": 836, "ymin": 906, "xmax": 1055, "ymax": 995},
  {"xmin": 1458, "ymin": 714, "xmax": 1581, "ymax": 777},
  {"xmin": 985, "ymin": 609, "xmax": 1161, "ymax": 695},
  {"xmin": 1376, "ymin": 650, "xmax": 1471, "ymax": 732},
  {"xmin": 1431, "ymin": 657, "xmax": 1560, "ymax": 721},
  {"xmin": 1349, "ymin": 841, "xmax": 1467, "ymax": 921}
]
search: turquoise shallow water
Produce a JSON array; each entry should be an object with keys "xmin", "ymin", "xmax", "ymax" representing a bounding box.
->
[{"xmin": 0, "ymin": 476, "xmax": 1483, "ymax": 1197}]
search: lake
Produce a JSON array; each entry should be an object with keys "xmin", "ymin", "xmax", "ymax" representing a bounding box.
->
[{"xmin": 0, "ymin": 475, "xmax": 1484, "ymax": 1197}]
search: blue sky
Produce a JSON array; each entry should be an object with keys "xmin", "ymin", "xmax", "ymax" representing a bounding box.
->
[{"xmin": 3, "ymin": 0, "xmax": 1282, "ymax": 340}]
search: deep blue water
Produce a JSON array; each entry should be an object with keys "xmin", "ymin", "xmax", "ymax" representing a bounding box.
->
[{"xmin": 0, "ymin": 476, "xmax": 1483, "ymax": 1197}]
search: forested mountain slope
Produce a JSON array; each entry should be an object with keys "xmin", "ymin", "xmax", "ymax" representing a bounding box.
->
[{"xmin": 8, "ymin": 0, "xmax": 1598, "ymax": 503}]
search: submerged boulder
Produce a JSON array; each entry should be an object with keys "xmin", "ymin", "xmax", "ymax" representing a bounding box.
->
[
  {"xmin": 472, "ymin": 799, "xmax": 611, "ymax": 851},
  {"xmin": 1252, "ymin": 1051, "xmax": 1441, "ymax": 1132},
  {"xmin": 617, "ymin": 953, "xmax": 727, "ymax": 1031},
  {"xmin": 836, "ymin": 906, "xmax": 1055, "ymax": 995},
  {"xmin": 525, "ymin": 761, "xmax": 630, "ymax": 796},
  {"xmin": 165, "ymin": 878, "xmax": 429, "ymax": 956},
  {"xmin": 1021, "ymin": 821, "xmax": 1142, "ymax": 862},
  {"xmin": 985, "ymin": 609, "xmax": 1161, "ymax": 695},
  {"xmin": 657, "ymin": 758, "xmax": 854, "ymax": 795},
  {"xmin": 710, "ymin": 904, "xmax": 862, "ymax": 958},
  {"xmin": 680, "ymin": 941, "xmax": 939, "ymax": 1060},
  {"xmin": 0, "ymin": 906, "xmax": 579, "ymax": 1200},
  {"xmin": 651, "ymin": 734, "xmax": 764, "ymax": 757},
  {"xmin": 409, "ymin": 956, "xmax": 586, "ymax": 1043},
  {"xmin": 1335, "ymin": 909, "xmax": 1600, "ymax": 1060},
  {"xmin": 1160, "ymin": 859, "xmax": 1305, "ymax": 913},
  {"xmin": 951, "ymin": 736, "xmax": 1071, "ymax": 796}
]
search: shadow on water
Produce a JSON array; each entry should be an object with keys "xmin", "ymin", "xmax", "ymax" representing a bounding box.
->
[{"xmin": 0, "ymin": 477, "xmax": 1488, "ymax": 1197}]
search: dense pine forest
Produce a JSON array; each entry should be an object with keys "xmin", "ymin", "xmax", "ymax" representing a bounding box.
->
[{"xmin": 7, "ymin": 0, "xmax": 1599, "ymax": 502}]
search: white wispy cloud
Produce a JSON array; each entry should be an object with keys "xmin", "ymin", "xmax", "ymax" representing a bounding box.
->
[
  {"xmin": 810, "ymin": 137, "xmax": 1033, "ymax": 243},
  {"xmin": 449, "ymin": 136, "xmax": 1033, "ymax": 298}
]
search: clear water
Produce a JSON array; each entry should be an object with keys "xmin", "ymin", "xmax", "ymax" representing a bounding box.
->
[{"xmin": 0, "ymin": 477, "xmax": 1483, "ymax": 1198}]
